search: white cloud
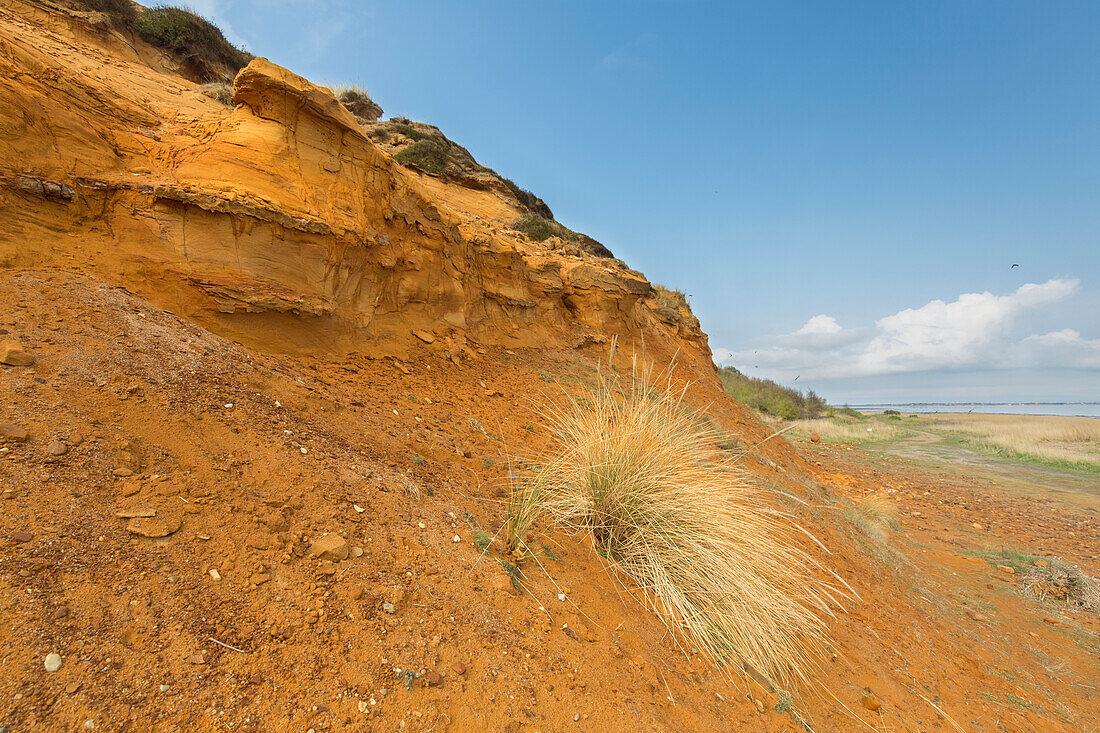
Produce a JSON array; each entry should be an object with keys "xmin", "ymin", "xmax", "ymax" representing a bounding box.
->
[
  {"xmin": 795, "ymin": 314, "xmax": 842, "ymax": 335},
  {"xmin": 715, "ymin": 278, "xmax": 1097, "ymax": 379}
]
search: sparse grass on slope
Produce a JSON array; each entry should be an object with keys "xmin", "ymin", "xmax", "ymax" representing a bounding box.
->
[
  {"xmin": 133, "ymin": 6, "xmax": 252, "ymax": 83},
  {"xmin": 509, "ymin": 358, "xmax": 848, "ymax": 690}
]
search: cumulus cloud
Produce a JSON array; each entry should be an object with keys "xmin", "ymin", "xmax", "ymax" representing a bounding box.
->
[
  {"xmin": 794, "ymin": 315, "xmax": 842, "ymax": 335},
  {"xmin": 715, "ymin": 278, "xmax": 1097, "ymax": 379}
]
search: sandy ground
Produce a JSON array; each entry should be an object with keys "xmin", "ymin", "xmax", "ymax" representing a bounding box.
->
[{"xmin": 2, "ymin": 270, "xmax": 1099, "ymax": 732}]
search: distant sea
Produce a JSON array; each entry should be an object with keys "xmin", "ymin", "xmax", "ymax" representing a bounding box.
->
[{"xmin": 851, "ymin": 403, "xmax": 1100, "ymax": 418}]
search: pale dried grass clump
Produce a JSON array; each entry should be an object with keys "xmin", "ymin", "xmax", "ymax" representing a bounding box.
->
[
  {"xmin": 514, "ymin": 360, "xmax": 849, "ymax": 690},
  {"xmin": 846, "ymin": 494, "xmax": 898, "ymax": 544},
  {"xmin": 789, "ymin": 417, "xmax": 902, "ymax": 443},
  {"xmin": 1021, "ymin": 559, "xmax": 1100, "ymax": 612}
]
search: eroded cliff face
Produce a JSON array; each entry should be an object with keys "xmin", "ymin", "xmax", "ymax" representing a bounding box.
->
[{"xmin": 0, "ymin": 0, "xmax": 708, "ymax": 364}]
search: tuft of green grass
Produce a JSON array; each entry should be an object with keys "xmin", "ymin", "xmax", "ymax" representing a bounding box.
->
[
  {"xmin": 394, "ymin": 139, "xmax": 448, "ymax": 175},
  {"xmin": 510, "ymin": 357, "xmax": 848, "ymax": 690},
  {"xmin": 512, "ymin": 213, "xmax": 555, "ymax": 242},
  {"xmin": 133, "ymin": 6, "xmax": 252, "ymax": 83}
]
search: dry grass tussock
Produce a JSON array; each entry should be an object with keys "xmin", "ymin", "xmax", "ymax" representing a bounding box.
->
[
  {"xmin": 846, "ymin": 494, "xmax": 898, "ymax": 544},
  {"xmin": 929, "ymin": 413, "xmax": 1100, "ymax": 465},
  {"xmin": 789, "ymin": 417, "xmax": 903, "ymax": 442},
  {"xmin": 1021, "ymin": 559, "xmax": 1100, "ymax": 612},
  {"xmin": 508, "ymin": 357, "xmax": 851, "ymax": 691}
]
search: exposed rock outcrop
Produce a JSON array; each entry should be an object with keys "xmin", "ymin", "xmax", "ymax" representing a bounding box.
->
[{"xmin": 0, "ymin": 0, "xmax": 710, "ymax": 364}]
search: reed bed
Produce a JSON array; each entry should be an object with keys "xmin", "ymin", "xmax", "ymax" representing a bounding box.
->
[{"xmin": 926, "ymin": 413, "xmax": 1100, "ymax": 465}]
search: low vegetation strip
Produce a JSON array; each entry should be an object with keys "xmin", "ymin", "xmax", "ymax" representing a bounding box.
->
[
  {"xmin": 508, "ymin": 359, "xmax": 847, "ymax": 690},
  {"xmin": 717, "ymin": 367, "xmax": 826, "ymax": 419}
]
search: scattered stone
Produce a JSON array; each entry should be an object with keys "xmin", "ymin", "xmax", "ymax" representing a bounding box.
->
[
  {"xmin": 159, "ymin": 684, "xmax": 170, "ymax": 692},
  {"xmin": 753, "ymin": 698, "xmax": 764, "ymax": 713},
  {"xmin": 996, "ymin": 564, "xmax": 1015, "ymax": 575},
  {"xmin": 116, "ymin": 509, "xmax": 156, "ymax": 519},
  {"xmin": 250, "ymin": 573, "xmax": 269, "ymax": 585},
  {"xmin": 47, "ymin": 441, "xmax": 68, "ymax": 456},
  {"xmin": 451, "ymin": 662, "xmax": 466, "ymax": 676},
  {"xmin": 424, "ymin": 670, "xmax": 443, "ymax": 687},
  {"xmin": 65, "ymin": 681, "xmax": 82, "ymax": 694},
  {"xmin": 12, "ymin": 531, "xmax": 33, "ymax": 543},
  {"xmin": 126, "ymin": 516, "xmax": 181, "ymax": 538},
  {"xmin": 574, "ymin": 713, "xmax": 580, "ymax": 722},
  {"xmin": 382, "ymin": 602, "xmax": 396, "ymax": 614},
  {"xmin": 209, "ymin": 569, "xmax": 222, "ymax": 581},
  {"xmin": 188, "ymin": 653, "xmax": 205, "ymax": 665},
  {"xmin": 412, "ymin": 329, "xmax": 436, "ymax": 344},
  {"xmin": 351, "ymin": 546, "xmax": 364, "ymax": 558},
  {"xmin": 2, "ymin": 488, "xmax": 15, "ymax": 500},
  {"xmin": 0, "ymin": 339, "xmax": 34, "ymax": 367},
  {"xmin": 452, "ymin": 534, "xmax": 461, "ymax": 543},
  {"xmin": 0, "ymin": 422, "xmax": 29, "ymax": 443},
  {"xmin": 113, "ymin": 468, "xmax": 134, "ymax": 477},
  {"xmin": 966, "ymin": 609, "xmax": 987, "ymax": 622},
  {"xmin": 861, "ymin": 695, "xmax": 881, "ymax": 712},
  {"xmin": 44, "ymin": 652, "xmax": 62, "ymax": 672},
  {"xmin": 809, "ymin": 432, "xmax": 821, "ymax": 444},
  {"xmin": 309, "ymin": 533, "xmax": 349, "ymax": 562},
  {"xmin": 1043, "ymin": 616, "xmax": 1059, "ymax": 625}
]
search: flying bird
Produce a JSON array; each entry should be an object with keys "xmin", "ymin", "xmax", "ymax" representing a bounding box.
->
[{"xmin": 1011, "ymin": 263, "xmax": 1019, "ymax": 268}]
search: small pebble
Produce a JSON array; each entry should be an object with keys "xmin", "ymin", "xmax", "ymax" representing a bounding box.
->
[
  {"xmin": 452, "ymin": 534, "xmax": 460, "ymax": 543},
  {"xmin": 44, "ymin": 652, "xmax": 62, "ymax": 672},
  {"xmin": 159, "ymin": 684, "xmax": 170, "ymax": 692},
  {"xmin": 382, "ymin": 602, "xmax": 396, "ymax": 614},
  {"xmin": 574, "ymin": 713, "xmax": 580, "ymax": 722}
]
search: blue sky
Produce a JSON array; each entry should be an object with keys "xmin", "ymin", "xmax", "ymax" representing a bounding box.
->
[{"xmin": 192, "ymin": 0, "xmax": 1099, "ymax": 403}]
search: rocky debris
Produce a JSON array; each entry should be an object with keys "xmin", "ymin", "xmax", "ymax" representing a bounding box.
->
[
  {"xmin": 423, "ymin": 670, "xmax": 443, "ymax": 687},
  {"xmin": 44, "ymin": 653, "xmax": 62, "ymax": 673},
  {"xmin": 451, "ymin": 662, "xmax": 466, "ymax": 676},
  {"xmin": 996, "ymin": 564, "xmax": 1015, "ymax": 574},
  {"xmin": 309, "ymin": 533, "xmax": 349, "ymax": 562},
  {"xmin": 12, "ymin": 531, "xmax": 33, "ymax": 543},
  {"xmin": 412, "ymin": 329, "xmax": 436, "ymax": 344},
  {"xmin": 15, "ymin": 175, "xmax": 74, "ymax": 201},
  {"xmin": 46, "ymin": 441, "xmax": 68, "ymax": 456},
  {"xmin": 861, "ymin": 695, "xmax": 882, "ymax": 712},
  {"xmin": 0, "ymin": 338, "xmax": 34, "ymax": 366},
  {"xmin": 0, "ymin": 422, "xmax": 29, "ymax": 442},
  {"xmin": 382, "ymin": 602, "xmax": 396, "ymax": 614},
  {"xmin": 126, "ymin": 516, "xmax": 182, "ymax": 538}
]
